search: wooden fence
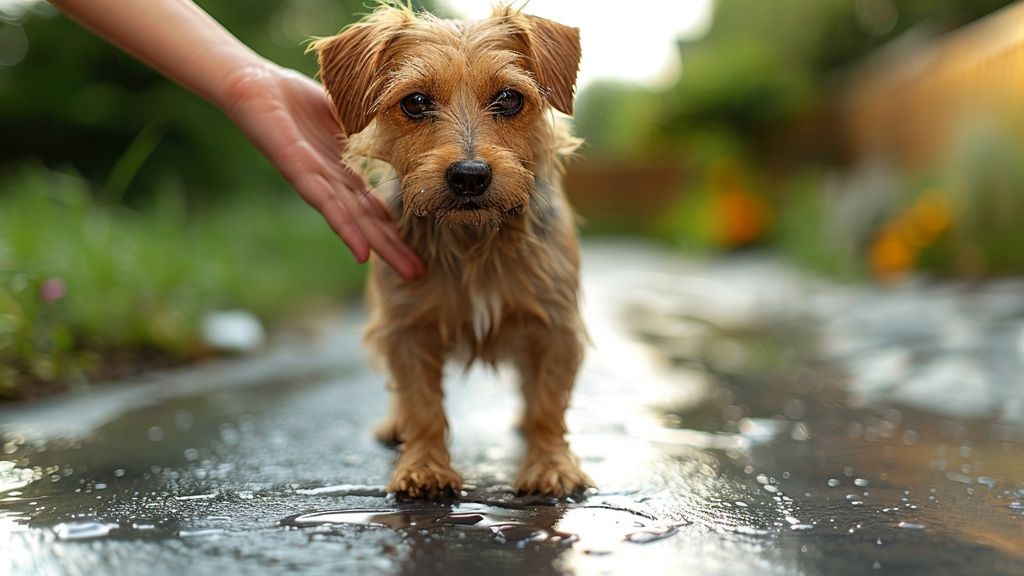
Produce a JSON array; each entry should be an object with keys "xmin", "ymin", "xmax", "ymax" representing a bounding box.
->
[{"xmin": 841, "ymin": 2, "xmax": 1024, "ymax": 169}]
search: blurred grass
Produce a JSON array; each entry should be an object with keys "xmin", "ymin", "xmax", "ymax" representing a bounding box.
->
[{"xmin": 0, "ymin": 166, "xmax": 364, "ymax": 400}]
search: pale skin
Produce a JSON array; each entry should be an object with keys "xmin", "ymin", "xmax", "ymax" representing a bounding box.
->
[{"xmin": 50, "ymin": 0, "xmax": 425, "ymax": 280}]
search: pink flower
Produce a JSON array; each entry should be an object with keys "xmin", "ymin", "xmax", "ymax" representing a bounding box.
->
[{"xmin": 40, "ymin": 278, "xmax": 67, "ymax": 303}]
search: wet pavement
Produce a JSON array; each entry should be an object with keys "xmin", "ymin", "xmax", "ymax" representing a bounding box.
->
[{"xmin": 1, "ymin": 241, "xmax": 1023, "ymax": 575}]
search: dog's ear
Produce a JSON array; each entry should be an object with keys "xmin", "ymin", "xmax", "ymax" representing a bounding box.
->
[
  {"xmin": 309, "ymin": 11, "xmax": 410, "ymax": 134},
  {"xmin": 505, "ymin": 13, "xmax": 581, "ymax": 116}
]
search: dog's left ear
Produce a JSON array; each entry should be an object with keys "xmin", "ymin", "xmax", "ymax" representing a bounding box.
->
[{"xmin": 507, "ymin": 14, "xmax": 581, "ymax": 116}]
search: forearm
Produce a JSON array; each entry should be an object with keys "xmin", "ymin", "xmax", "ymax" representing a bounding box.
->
[{"xmin": 50, "ymin": 0, "xmax": 269, "ymax": 109}]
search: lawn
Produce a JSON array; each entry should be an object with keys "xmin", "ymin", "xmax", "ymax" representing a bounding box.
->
[{"xmin": 0, "ymin": 167, "xmax": 365, "ymax": 400}]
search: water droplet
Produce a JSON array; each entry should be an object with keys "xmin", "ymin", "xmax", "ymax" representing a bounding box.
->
[
  {"xmin": 53, "ymin": 521, "xmax": 119, "ymax": 540},
  {"xmin": 147, "ymin": 427, "xmax": 165, "ymax": 442},
  {"xmin": 897, "ymin": 521, "xmax": 926, "ymax": 530},
  {"xmin": 294, "ymin": 484, "xmax": 388, "ymax": 497},
  {"xmin": 873, "ymin": 560, "xmax": 882, "ymax": 570},
  {"xmin": 1008, "ymin": 501, "xmax": 1024, "ymax": 511},
  {"xmin": 174, "ymin": 410, "xmax": 195, "ymax": 431},
  {"xmin": 784, "ymin": 399, "xmax": 806, "ymax": 420},
  {"xmin": 791, "ymin": 423, "xmax": 812, "ymax": 442},
  {"xmin": 827, "ymin": 478, "xmax": 840, "ymax": 488},
  {"xmin": 439, "ymin": 513, "xmax": 484, "ymax": 526},
  {"xmin": 735, "ymin": 501, "xmax": 749, "ymax": 508},
  {"xmin": 902, "ymin": 429, "xmax": 918, "ymax": 445},
  {"xmin": 113, "ymin": 469, "xmax": 125, "ymax": 478},
  {"xmin": 219, "ymin": 426, "xmax": 240, "ymax": 446},
  {"xmin": 790, "ymin": 524, "xmax": 814, "ymax": 531},
  {"xmin": 175, "ymin": 493, "xmax": 217, "ymax": 501},
  {"xmin": 178, "ymin": 528, "xmax": 225, "ymax": 538},
  {"xmin": 854, "ymin": 478, "xmax": 870, "ymax": 487}
]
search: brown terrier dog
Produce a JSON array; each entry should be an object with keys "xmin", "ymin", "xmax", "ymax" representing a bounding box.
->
[{"xmin": 312, "ymin": 4, "xmax": 589, "ymax": 498}]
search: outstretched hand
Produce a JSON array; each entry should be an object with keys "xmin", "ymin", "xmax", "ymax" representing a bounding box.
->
[{"xmin": 220, "ymin": 63, "xmax": 424, "ymax": 280}]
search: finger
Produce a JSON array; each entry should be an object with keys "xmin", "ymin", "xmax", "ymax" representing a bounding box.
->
[
  {"xmin": 295, "ymin": 171, "xmax": 372, "ymax": 263},
  {"xmin": 353, "ymin": 191, "xmax": 425, "ymax": 276},
  {"xmin": 363, "ymin": 191, "xmax": 395, "ymax": 221},
  {"xmin": 302, "ymin": 162, "xmax": 424, "ymax": 278},
  {"xmin": 317, "ymin": 170, "xmax": 423, "ymax": 276},
  {"xmin": 358, "ymin": 217, "xmax": 425, "ymax": 279},
  {"xmin": 322, "ymin": 203, "xmax": 371, "ymax": 264}
]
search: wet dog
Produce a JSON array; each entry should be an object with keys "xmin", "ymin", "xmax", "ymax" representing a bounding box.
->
[{"xmin": 312, "ymin": 4, "xmax": 589, "ymax": 498}]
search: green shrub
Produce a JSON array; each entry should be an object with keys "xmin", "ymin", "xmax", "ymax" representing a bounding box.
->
[{"xmin": 0, "ymin": 167, "xmax": 364, "ymax": 399}]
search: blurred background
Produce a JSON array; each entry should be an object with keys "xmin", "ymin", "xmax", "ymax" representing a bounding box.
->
[{"xmin": 2, "ymin": 0, "xmax": 1023, "ymax": 399}]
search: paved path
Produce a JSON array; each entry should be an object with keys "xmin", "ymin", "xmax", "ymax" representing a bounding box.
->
[{"xmin": 2, "ymin": 242, "xmax": 1022, "ymax": 575}]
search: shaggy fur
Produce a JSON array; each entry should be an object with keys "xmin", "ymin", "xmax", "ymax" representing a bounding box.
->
[{"xmin": 312, "ymin": 4, "xmax": 590, "ymax": 498}]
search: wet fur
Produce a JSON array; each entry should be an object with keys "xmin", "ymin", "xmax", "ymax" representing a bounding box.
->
[{"xmin": 313, "ymin": 4, "xmax": 590, "ymax": 498}]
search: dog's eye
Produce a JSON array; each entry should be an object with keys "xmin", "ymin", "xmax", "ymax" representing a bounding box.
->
[
  {"xmin": 400, "ymin": 93, "xmax": 433, "ymax": 119},
  {"xmin": 490, "ymin": 89, "xmax": 523, "ymax": 117}
]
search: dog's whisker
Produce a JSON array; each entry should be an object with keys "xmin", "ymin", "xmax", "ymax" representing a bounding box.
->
[{"xmin": 359, "ymin": 176, "xmax": 401, "ymax": 204}]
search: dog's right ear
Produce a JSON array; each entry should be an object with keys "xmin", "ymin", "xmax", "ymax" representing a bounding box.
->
[
  {"xmin": 309, "ymin": 11, "xmax": 410, "ymax": 134},
  {"xmin": 494, "ymin": 9, "xmax": 581, "ymax": 116}
]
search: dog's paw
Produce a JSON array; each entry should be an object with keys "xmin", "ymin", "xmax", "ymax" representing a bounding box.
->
[
  {"xmin": 389, "ymin": 456, "xmax": 463, "ymax": 498},
  {"xmin": 373, "ymin": 417, "xmax": 402, "ymax": 447},
  {"xmin": 515, "ymin": 453, "xmax": 591, "ymax": 498}
]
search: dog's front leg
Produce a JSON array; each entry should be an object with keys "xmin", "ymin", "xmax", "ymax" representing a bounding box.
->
[
  {"xmin": 383, "ymin": 327, "xmax": 462, "ymax": 498},
  {"xmin": 514, "ymin": 325, "xmax": 591, "ymax": 497}
]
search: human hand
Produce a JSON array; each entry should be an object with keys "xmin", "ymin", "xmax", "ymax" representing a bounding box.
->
[{"xmin": 219, "ymin": 62, "xmax": 424, "ymax": 279}]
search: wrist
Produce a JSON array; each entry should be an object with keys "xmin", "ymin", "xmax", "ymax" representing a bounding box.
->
[{"xmin": 204, "ymin": 48, "xmax": 278, "ymax": 111}]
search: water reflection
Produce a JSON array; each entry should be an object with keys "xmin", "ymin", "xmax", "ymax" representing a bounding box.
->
[{"xmin": 604, "ymin": 252, "xmax": 1024, "ymax": 574}]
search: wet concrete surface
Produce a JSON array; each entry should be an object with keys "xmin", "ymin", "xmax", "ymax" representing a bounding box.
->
[{"xmin": 1, "ymin": 242, "xmax": 1023, "ymax": 575}]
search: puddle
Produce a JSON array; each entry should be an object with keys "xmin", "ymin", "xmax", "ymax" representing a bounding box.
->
[{"xmin": 282, "ymin": 502, "xmax": 682, "ymax": 553}]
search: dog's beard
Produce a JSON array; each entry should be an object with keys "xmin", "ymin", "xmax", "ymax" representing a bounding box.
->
[{"xmin": 401, "ymin": 178, "xmax": 531, "ymax": 230}]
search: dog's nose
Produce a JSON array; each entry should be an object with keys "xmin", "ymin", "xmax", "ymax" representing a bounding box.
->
[{"xmin": 446, "ymin": 161, "xmax": 492, "ymax": 196}]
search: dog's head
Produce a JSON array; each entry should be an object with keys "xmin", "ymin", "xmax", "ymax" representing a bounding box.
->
[{"xmin": 311, "ymin": 5, "xmax": 580, "ymax": 228}]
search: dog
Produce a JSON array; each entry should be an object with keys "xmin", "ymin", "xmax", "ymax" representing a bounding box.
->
[{"xmin": 312, "ymin": 4, "xmax": 589, "ymax": 498}]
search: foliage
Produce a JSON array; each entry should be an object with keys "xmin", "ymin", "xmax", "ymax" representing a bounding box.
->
[
  {"xmin": 773, "ymin": 118, "xmax": 1024, "ymax": 281},
  {"xmin": 572, "ymin": 0, "xmax": 1022, "ymax": 280},
  {"xmin": 0, "ymin": 167, "xmax": 364, "ymax": 400},
  {"xmin": 0, "ymin": 0, "xmax": 437, "ymax": 204}
]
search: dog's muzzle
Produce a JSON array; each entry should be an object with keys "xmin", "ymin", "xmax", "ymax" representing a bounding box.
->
[{"xmin": 446, "ymin": 160, "xmax": 492, "ymax": 197}]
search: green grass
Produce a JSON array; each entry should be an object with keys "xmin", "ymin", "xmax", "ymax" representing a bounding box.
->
[{"xmin": 0, "ymin": 167, "xmax": 365, "ymax": 400}]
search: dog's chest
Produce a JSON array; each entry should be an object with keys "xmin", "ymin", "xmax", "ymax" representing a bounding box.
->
[{"xmin": 468, "ymin": 287, "xmax": 502, "ymax": 343}]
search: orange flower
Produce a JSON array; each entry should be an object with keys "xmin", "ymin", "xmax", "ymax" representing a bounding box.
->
[
  {"xmin": 714, "ymin": 189, "xmax": 769, "ymax": 247},
  {"xmin": 870, "ymin": 223, "xmax": 916, "ymax": 280}
]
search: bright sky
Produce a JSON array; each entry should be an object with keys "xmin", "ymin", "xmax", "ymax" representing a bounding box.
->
[{"xmin": 443, "ymin": 0, "xmax": 714, "ymax": 90}]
